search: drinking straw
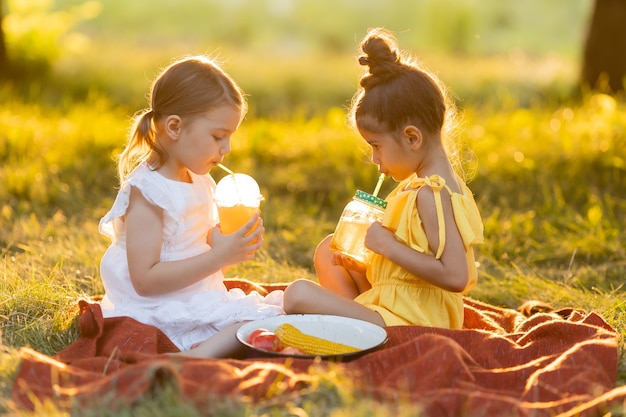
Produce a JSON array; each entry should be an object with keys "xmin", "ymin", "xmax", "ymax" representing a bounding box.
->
[
  {"xmin": 372, "ymin": 173, "xmax": 385, "ymax": 197},
  {"xmin": 217, "ymin": 163, "xmax": 244, "ymax": 201},
  {"xmin": 218, "ymin": 163, "xmax": 235, "ymax": 175}
]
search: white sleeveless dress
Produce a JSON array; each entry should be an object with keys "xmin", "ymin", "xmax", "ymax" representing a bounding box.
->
[{"xmin": 98, "ymin": 163, "xmax": 284, "ymax": 350}]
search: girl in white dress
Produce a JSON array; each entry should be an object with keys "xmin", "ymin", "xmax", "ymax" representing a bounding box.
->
[{"xmin": 99, "ymin": 55, "xmax": 284, "ymax": 356}]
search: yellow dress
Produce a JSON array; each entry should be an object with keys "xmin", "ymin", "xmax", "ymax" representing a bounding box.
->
[{"xmin": 354, "ymin": 174, "xmax": 484, "ymax": 329}]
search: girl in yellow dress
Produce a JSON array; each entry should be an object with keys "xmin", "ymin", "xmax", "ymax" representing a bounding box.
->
[{"xmin": 284, "ymin": 28, "xmax": 484, "ymax": 329}]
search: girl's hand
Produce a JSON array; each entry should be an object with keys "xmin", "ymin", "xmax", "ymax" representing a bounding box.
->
[
  {"xmin": 364, "ymin": 221, "xmax": 395, "ymax": 256},
  {"xmin": 211, "ymin": 214, "xmax": 264, "ymax": 266},
  {"xmin": 331, "ymin": 252, "xmax": 367, "ymax": 273}
]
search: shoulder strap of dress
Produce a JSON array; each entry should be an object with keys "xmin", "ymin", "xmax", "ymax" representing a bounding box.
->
[{"xmin": 410, "ymin": 175, "xmax": 449, "ymax": 259}]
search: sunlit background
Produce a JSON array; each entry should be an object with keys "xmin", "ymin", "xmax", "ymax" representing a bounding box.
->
[{"xmin": 4, "ymin": 0, "xmax": 592, "ymax": 115}]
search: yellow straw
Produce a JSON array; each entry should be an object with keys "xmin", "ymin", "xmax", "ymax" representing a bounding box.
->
[
  {"xmin": 218, "ymin": 163, "xmax": 235, "ymax": 175},
  {"xmin": 217, "ymin": 163, "xmax": 244, "ymax": 200},
  {"xmin": 372, "ymin": 173, "xmax": 385, "ymax": 197}
]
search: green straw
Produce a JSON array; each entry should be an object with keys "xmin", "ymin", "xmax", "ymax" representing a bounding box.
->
[{"xmin": 372, "ymin": 173, "xmax": 385, "ymax": 197}]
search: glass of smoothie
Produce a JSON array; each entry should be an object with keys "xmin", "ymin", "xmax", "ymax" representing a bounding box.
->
[
  {"xmin": 329, "ymin": 190, "xmax": 387, "ymax": 264},
  {"xmin": 214, "ymin": 173, "xmax": 264, "ymax": 235}
]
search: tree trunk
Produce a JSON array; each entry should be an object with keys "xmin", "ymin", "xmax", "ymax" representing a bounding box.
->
[
  {"xmin": 0, "ymin": 0, "xmax": 10, "ymax": 78},
  {"xmin": 581, "ymin": 0, "xmax": 626, "ymax": 94}
]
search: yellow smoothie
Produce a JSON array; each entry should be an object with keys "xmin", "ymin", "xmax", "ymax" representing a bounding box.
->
[
  {"xmin": 329, "ymin": 219, "xmax": 373, "ymax": 264},
  {"xmin": 218, "ymin": 204, "xmax": 260, "ymax": 235}
]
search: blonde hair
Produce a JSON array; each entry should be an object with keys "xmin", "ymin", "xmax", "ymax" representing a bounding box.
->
[
  {"xmin": 117, "ymin": 55, "xmax": 247, "ymax": 182},
  {"xmin": 349, "ymin": 28, "xmax": 466, "ymax": 177}
]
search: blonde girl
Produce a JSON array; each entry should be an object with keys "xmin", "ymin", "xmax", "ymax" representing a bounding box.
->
[{"xmin": 99, "ymin": 56, "xmax": 283, "ymax": 357}]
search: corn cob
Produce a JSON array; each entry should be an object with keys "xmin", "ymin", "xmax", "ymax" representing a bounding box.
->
[{"xmin": 274, "ymin": 323, "xmax": 359, "ymax": 355}]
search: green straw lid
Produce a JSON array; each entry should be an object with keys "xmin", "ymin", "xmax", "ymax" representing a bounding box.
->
[{"xmin": 355, "ymin": 190, "xmax": 388, "ymax": 209}]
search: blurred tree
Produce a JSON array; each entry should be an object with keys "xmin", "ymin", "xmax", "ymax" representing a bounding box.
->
[
  {"xmin": 582, "ymin": 0, "xmax": 626, "ymax": 94},
  {"xmin": 0, "ymin": 0, "xmax": 100, "ymax": 81}
]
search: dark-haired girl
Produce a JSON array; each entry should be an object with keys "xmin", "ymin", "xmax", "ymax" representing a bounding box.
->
[{"xmin": 284, "ymin": 28, "xmax": 484, "ymax": 330}]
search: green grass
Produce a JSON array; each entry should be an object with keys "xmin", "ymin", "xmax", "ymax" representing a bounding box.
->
[{"xmin": 1, "ymin": 88, "xmax": 625, "ymax": 415}]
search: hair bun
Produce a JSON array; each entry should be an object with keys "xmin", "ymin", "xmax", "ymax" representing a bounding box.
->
[{"xmin": 358, "ymin": 30, "xmax": 402, "ymax": 88}]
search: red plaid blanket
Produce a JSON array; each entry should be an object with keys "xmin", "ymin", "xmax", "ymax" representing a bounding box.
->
[{"xmin": 10, "ymin": 280, "xmax": 626, "ymax": 416}]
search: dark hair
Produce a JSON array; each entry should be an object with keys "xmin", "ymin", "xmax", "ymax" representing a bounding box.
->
[
  {"xmin": 349, "ymin": 28, "xmax": 455, "ymax": 138},
  {"xmin": 117, "ymin": 55, "xmax": 247, "ymax": 181}
]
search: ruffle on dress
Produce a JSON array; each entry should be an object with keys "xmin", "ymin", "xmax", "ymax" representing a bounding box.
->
[
  {"xmin": 99, "ymin": 164, "xmax": 180, "ymax": 242},
  {"xmin": 383, "ymin": 174, "xmax": 483, "ymax": 259}
]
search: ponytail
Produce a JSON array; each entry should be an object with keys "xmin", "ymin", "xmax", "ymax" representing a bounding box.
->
[{"xmin": 117, "ymin": 109, "xmax": 166, "ymax": 182}]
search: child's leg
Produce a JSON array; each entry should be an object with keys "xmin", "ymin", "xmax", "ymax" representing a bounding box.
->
[
  {"xmin": 283, "ymin": 279, "xmax": 385, "ymax": 327},
  {"xmin": 314, "ymin": 235, "xmax": 371, "ymax": 299},
  {"xmin": 178, "ymin": 322, "xmax": 247, "ymax": 358}
]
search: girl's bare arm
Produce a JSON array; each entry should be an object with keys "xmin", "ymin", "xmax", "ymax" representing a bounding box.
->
[
  {"xmin": 365, "ymin": 188, "xmax": 468, "ymax": 292},
  {"xmin": 125, "ymin": 187, "xmax": 262, "ymax": 296}
]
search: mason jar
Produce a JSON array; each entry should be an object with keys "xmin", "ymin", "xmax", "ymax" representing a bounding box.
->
[{"xmin": 329, "ymin": 190, "xmax": 387, "ymax": 264}]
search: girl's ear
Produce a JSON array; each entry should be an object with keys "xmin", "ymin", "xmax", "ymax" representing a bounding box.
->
[
  {"xmin": 403, "ymin": 125, "xmax": 423, "ymax": 150},
  {"xmin": 164, "ymin": 115, "xmax": 182, "ymax": 140}
]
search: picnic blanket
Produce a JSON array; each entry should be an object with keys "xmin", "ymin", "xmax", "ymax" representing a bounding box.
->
[{"xmin": 10, "ymin": 279, "xmax": 626, "ymax": 416}]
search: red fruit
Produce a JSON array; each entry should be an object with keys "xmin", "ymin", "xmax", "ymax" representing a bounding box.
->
[
  {"xmin": 250, "ymin": 331, "xmax": 282, "ymax": 352},
  {"xmin": 247, "ymin": 328, "xmax": 269, "ymax": 345}
]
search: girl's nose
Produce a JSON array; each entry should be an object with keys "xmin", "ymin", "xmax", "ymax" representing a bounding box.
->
[{"xmin": 221, "ymin": 140, "xmax": 231, "ymax": 156}]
